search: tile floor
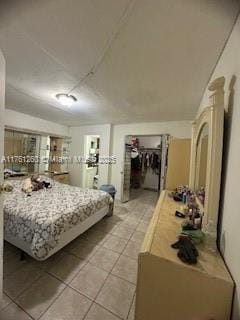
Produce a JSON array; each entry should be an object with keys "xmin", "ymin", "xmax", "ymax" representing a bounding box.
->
[{"xmin": 0, "ymin": 189, "xmax": 158, "ymax": 320}]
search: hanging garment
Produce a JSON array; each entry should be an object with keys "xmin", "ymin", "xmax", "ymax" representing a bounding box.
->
[
  {"xmin": 151, "ymin": 153, "xmax": 159, "ymax": 170},
  {"xmin": 131, "ymin": 154, "xmax": 141, "ymax": 189},
  {"xmin": 131, "ymin": 148, "xmax": 139, "ymax": 159},
  {"xmin": 144, "ymin": 153, "xmax": 151, "ymax": 169},
  {"xmin": 131, "ymin": 155, "xmax": 140, "ymax": 170}
]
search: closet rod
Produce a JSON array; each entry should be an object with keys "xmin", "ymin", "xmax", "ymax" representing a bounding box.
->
[{"xmin": 139, "ymin": 147, "xmax": 161, "ymax": 151}]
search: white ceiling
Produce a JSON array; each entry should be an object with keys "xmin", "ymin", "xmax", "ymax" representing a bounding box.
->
[{"xmin": 0, "ymin": 0, "xmax": 239, "ymax": 126}]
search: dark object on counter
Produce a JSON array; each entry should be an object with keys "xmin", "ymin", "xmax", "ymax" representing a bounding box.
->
[
  {"xmin": 175, "ymin": 210, "xmax": 186, "ymax": 218},
  {"xmin": 181, "ymin": 230, "xmax": 204, "ymax": 245},
  {"xmin": 173, "ymin": 193, "xmax": 183, "ymax": 202},
  {"xmin": 171, "ymin": 235, "xmax": 198, "ymax": 265},
  {"xmin": 182, "ymin": 221, "xmax": 198, "ymax": 231}
]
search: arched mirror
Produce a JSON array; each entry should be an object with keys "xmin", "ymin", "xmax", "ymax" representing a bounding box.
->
[{"xmin": 189, "ymin": 76, "xmax": 225, "ymax": 244}]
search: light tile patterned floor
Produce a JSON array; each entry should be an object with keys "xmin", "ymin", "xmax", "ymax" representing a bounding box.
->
[{"xmin": 1, "ymin": 189, "xmax": 158, "ymax": 320}]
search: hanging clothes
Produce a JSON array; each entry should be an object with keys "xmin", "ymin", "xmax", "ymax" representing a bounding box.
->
[
  {"xmin": 131, "ymin": 148, "xmax": 141, "ymax": 188},
  {"xmin": 144, "ymin": 153, "xmax": 151, "ymax": 169},
  {"xmin": 151, "ymin": 152, "xmax": 161, "ymax": 174}
]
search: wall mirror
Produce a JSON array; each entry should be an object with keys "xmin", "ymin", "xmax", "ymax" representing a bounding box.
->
[
  {"xmin": 189, "ymin": 76, "xmax": 225, "ymax": 241},
  {"xmin": 4, "ymin": 129, "xmax": 70, "ymax": 177},
  {"xmin": 4, "ymin": 129, "xmax": 41, "ymax": 175},
  {"xmin": 195, "ymin": 124, "xmax": 209, "ymax": 194}
]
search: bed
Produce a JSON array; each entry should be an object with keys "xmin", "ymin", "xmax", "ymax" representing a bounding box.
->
[{"xmin": 3, "ymin": 176, "xmax": 112, "ymax": 260}]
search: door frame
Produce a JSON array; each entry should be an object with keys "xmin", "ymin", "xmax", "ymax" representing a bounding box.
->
[
  {"xmin": 0, "ymin": 50, "xmax": 6, "ymax": 303},
  {"xmin": 120, "ymin": 136, "xmax": 132, "ymax": 202},
  {"xmin": 121, "ymin": 134, "xmax": 169, "ymax": 202},
  {"xmin": 82, "ymin": 134, "xmax": 100, "ymax": 188}
]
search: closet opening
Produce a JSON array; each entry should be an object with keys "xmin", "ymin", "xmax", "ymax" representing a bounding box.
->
[{"xmin": 121, "ymin": 135, "xmax": 169, "ymax": 202}]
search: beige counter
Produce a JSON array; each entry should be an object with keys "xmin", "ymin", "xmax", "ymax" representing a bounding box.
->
[{"xmin": 136, "ymin": 190, "xmax": 234, "ymax": 320}]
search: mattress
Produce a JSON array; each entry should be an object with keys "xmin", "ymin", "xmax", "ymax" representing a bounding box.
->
[{"xmin": 4, "ymin": 176, "xmax": 112, "ymax": 260}]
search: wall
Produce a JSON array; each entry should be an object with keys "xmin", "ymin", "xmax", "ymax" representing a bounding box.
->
[
  {"xmin": 5, "ymin": 109, "xmax": 69, "ymax": 137},
  {"xmin": 137, "ymin": 136, "xmax": 161, "ymax": 149},
  {"xmin": 165, "ymin": 138, "xmax": 191, "ymax": 190},
  {"xmin": 197, "ymin": 14, "xmax": 240, "ymax": 319},
  {"xmin": 110, "ymin": 121, "xmax": 192, "ymax": 199},
  {"xmin": 69, "ymin": 124, "xmax": 111, "ymax": 188}
]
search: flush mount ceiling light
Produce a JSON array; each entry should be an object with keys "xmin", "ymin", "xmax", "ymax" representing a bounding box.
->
[{"xmin": 56, "ymin": 93, "xmax": 77, "ymax": 106}]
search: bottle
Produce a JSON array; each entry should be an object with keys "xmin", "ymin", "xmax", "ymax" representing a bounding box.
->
[{"xmin": 182, "ymin": 191, "xmax": 187, "ymax": 204}]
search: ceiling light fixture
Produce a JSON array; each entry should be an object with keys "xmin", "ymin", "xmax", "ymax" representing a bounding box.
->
[{"xmin": 56, "ymin": 93, "xmax": 77, "ymax": 106}]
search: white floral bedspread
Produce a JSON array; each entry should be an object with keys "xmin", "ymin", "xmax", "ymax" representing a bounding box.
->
[{"xmin": 4, "ymin": 177, "xmax": 112, "ymax": 260}]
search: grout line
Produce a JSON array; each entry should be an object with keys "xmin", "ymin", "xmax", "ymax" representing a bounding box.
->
[
  {"xmin": 66, "ymin": 282, "xmax": 94, "ymax": 301},
  {"xmin": 126, "ymin": 292, "xmax": 136, "ymax": 320},
  {"xmin": 10, "ymin": 273, "xmax": 66, "ymax": 320},
  {"xmin": 44, "ymin": 259, "xmax": 87, "ymax": 286},
  {"xmin": 81, "ymin": 298, "xmax": 95, "ymax": 320},
  {"xmin": 93, "ymin": 300, "xmax": 125, "ymax": 320},
  {"xmin": 1, "ymin": 293, "xmax": 19, "ymax": 311},
  {"xmin": 110, "ymin": 272, "xmax": 137, "ymax": 287},
  {"xmin": 13, "ymin": 302, "xmax": 35, "ymax": 320},
  {"xmin": 36, "ymin": 285, "xmax": 69, "ymax": 320},
  {"xmin": 92, "ymin": 218, "xmax": 138, "ymax": 319},
  {"xmin": 4, "ymin": 272, "xmax": 46, "ymax": 301},
  {"xmin": 93, "ymin": 274, "xmax": 136, "ymax": 320},
  {"xmin": 3, "ymin": 270, "xmax": 43, "ymax": 303}
]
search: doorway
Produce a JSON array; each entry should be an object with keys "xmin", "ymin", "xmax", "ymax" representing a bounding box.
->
[
  {"xmin": 83, "ymin": 135, "xmax": 100, "ymax": 189},
  {"xmin": 121, "ymin": 135, "xmax": 169, "ymax": 202}
]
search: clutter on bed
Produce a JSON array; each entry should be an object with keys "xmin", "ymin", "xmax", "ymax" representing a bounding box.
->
[
  {"xmin": 0, "ymin": 182, "xmax": 14, "ymax": 193},
  {"xmin": 21, "ymin": 174, "xmax": 52, "ymax": 195}
]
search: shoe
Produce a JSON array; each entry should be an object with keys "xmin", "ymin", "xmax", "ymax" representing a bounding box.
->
[
  {"xmin": 173, "ymin": 193, "xmax": 183, "ymax": 202},
  {"xmin": 175, "ymin": 210, "xmax": 186, "ymax": 218},
  {"xmin": 182, "ymin": 221, "xmax": 197, "ymax": 231},
  {"xmin": 171, "ymin": 235, "xmax": 198, "ymax": 264}
]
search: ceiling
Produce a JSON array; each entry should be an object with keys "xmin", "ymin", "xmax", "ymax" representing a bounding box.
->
[{"xmin": 0, "ymin": 0, "xmax": 239, "ymax": 126}]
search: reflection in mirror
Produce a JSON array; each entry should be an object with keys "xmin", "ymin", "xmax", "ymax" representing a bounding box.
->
[
  {"xmin": 4, "ymin": 130, "xmax": 71, "ymax": 177},
  {"xmin": 4, "ymin": 129, "xmax": 41, "ymax": 175},
  {"xmin": 195, "ymin": 124, "xmax": 208, "ymax": 203}
]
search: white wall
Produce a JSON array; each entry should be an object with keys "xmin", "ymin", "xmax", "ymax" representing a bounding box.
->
[
  {"xmin": 69, "ymin": 124, "xmax": 111, "ymax": 188},
  {"xmin": 197, "ymin": 15, "xmax": 240, "ymax": 319},
  {"xmin": 5, "ymin": 109, "xmax": 69, "ymax": 137},
  {"xmin": 137, "ymin": 135, "xmax": 161, "ymax": 148},
  {"xmin": 110, "ymin": 121, "xmax": 192, "ymax": 199}
]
